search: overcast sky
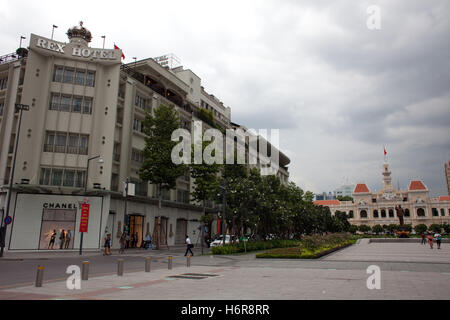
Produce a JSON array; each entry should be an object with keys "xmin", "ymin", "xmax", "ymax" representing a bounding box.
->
[{"xmin": 1, "ymin": 0, "xmax": 449, "ymax": 196}]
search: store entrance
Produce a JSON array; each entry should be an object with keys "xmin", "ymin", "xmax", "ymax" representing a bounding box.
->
[{"xmin": 129, "ymin": 215, "xmax": 144, "ymax": 248}]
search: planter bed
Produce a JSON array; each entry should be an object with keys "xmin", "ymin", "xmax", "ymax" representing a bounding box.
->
[{"xmin": 255, "ymin": 240, "xmax": 355, "ymax": 259}]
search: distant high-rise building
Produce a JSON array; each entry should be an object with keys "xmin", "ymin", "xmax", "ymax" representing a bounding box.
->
[
  {"xmin": 334, "ymin": 184, "xmax": 355, "ymax": 199},
  {"xmin": 445, "ymin": 160, "xmax": 450, "ymax": 195}
]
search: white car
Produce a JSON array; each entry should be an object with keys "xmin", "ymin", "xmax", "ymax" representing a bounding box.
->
[{"xmin": 210, "ymin": 235, "xmax": 238, "ymax": 247}]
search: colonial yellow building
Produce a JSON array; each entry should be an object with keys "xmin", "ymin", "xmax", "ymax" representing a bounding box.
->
[{"xmin": 314, "ymin": 162, "xmax": 450, "ymax": 227}]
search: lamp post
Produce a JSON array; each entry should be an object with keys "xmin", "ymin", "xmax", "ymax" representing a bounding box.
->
[
  {"xmin": 219, "ymin": 181, "xmax": 226, "ymax": 246},
  {"xmin": 101, "ymin": 35, "xmax": 106, "ymax": 49},
  {"xmin": 51, "ymin": 25, "xmax": 58, "ymax": 40},
  {"xmin": 79, "ymin": 155, "xmax": 103, "ymax": 255},
  {"xmin": 0, "ymin": 104, "xmax": 29, "ymax": 258}
]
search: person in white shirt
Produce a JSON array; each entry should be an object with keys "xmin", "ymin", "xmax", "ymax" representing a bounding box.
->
[{"xmin": 185, "ymin": 235, "xmax": 194, "ymax": 256}]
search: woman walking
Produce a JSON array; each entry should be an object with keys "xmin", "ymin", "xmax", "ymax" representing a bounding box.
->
[
  {"xmin": 427, "ymin": 233, "xmax": 434, "ymax": 249},
  {"xmin": 119, "ymin": 233, "xmax": 126, "ymax": 254},
  {"xmin": 103, "ymin": 233, "xmax": 112, "ymax": 255},
  {"xmin": 434, "ymin": 232, "xmax": 442, "ymax": 250}
]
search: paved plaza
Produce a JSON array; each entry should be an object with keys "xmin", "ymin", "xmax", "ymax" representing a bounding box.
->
[{"xmin": 0, "ymin": 241, "xmax": 450, "ymax": 300}]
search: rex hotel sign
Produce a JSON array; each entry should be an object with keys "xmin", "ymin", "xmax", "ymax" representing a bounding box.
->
[{"xmin": 34, "ymin": 36, "xmax": 119, "ymax": 61}]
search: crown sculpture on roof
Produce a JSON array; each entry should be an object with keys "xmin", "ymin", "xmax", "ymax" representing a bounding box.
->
[{"xmin": 67, "ymin": 21, "xmax": 92, "ymax": 45}]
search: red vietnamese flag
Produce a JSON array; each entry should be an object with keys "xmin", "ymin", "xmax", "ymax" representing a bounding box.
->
[
  {"xmin": 384, "ymin": 146, "xmax": 387, "ymax": 156},
  {"xmin": 114, "ymin": 44, "xmax": 125, "ymax": 60}
]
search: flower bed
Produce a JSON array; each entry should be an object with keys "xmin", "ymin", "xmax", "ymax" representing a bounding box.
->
[
  {"xmin": 256, "ymin": 233, "xmax": 356, "ymax": 259},
  {"xmin": 210, "ymin": 239, "xmax": 299, "ymax": 255}
]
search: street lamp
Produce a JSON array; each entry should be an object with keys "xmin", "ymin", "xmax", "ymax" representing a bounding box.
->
[
  {"xmin": 219, "ymin": 181, "xmax": 226, "ymax": 246},
  {"xmin": 0, "ymin": 104, "xmax": 29, "ymax": 258},
  {"xmin": 19, "ymin": 36, "xmax": 26, "ymax": 48},
  {"xmin": 79, "ymin": 155, "xmax": 103, "ymax": 255}
]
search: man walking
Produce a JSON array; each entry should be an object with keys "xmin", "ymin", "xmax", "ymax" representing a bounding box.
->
[
  {"xmin": 421, "ymin": 232, "xmax": 426, "ymax": 245},
  {"xmin": 185, "ymin": 234, "xmax": 194, "ymax": 256},
  {"xmin": 434, "ymin": 232, "xmax": 442, "ymax": 250}
]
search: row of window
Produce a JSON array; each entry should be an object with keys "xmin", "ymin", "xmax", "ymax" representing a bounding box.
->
[
  {"xmin": 50, "ymin": 93, "xmax": 93, "ymax": 114},
  {"xmin": 40, "ymin": 167, "xmax": 86, "ymax": 187},
  {"xmin": 353, "ymin": 208, "xmax": 450, "ymax": 219},
  {"xmin": 0, "ymin": 78, "xmax": 7, "ymax": 90},
  {"xmin": 54, "ymin": 66, "xmax": 95, "ymax": 87},
  {"xmin": 44, "ymin": 131, "xmax": 89, "ymax": 155}
]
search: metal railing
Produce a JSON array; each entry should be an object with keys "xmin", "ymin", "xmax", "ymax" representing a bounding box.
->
[{"xmin": 0, "ymin": 52, "xmax": 21, "ymax": 65}]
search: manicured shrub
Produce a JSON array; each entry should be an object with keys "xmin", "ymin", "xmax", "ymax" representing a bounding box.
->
[
  {"xmin": 372, "ymin": 224, "xmax": 383, "ymax": 235},
  {"xmin": 414, "ymin": 224, "xmax": 427, "ymax": 234},
  {"xmin": 429, "ymin": 224, "xmax": 442, "ymax": 233}
]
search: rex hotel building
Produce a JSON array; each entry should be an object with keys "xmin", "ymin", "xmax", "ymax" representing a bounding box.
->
[{"xmin": 0, "ymin": 23, "xmax": 291, "ymax": 252}]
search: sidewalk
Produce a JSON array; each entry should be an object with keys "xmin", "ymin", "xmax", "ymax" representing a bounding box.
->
[{"xmin": 0, "ymin": 245, "xmax": 194, "ymax": 260}]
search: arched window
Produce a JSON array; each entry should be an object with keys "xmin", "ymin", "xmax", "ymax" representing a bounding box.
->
[
  {"xmin": 349, "ymin": 210, "xmax": 354, "ymax": 219},
  {"xmin": 417, "ymin": 208, "xmax": 425, "ymax": 217},
  {"xmin": 360, "ymin": 210, "xmax": 368, "ymax": 218},
  {"xmin": 381, "ymin": 209, "xmax": 386, "ymax": 218},
  {"xmin": 432, "ymin": 208, "xmax": 438, "ymax": 216},
  {"xmin": 389, "ymin": 209, "xmax": 394, "ymax": 217},
  {"xmin": 373, "ymin": 210, "xmax": 379, "ymax": 218},
  {"xmin": 441, "ymin": 208, "xmax": 445, "ymax": 216},
  {"xmin": 405, "ymin": 209, "xmax": 410, "ymax": 217}
]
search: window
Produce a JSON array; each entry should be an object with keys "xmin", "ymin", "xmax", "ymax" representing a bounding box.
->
[
  {"xmin": 135, "ymin": 94, "xmax": 147, "ymax": 110},
  {"xmin": 0, "ymin": 102, "xmax": 4, "ymax": 116},
  {"xmin": 405, "ymin": 209, "xmax": 410, "ymax": 217},
  {"xmin": 72, "ymin": 96, "xmax": 82, "ymax": 113},
  {"xmin": 51, "ymin": 169, "xmax": 63, "ymax": 186},
  {"xmin": 86, "ymin": 71, "xmax": 95, "ymax": 87},
  {"xmin": 63, "ymin": 68, "xmax": 75, "ymax": 83},
  {"xmin": 432, "ymin": 208, "xmax": 439, "ymax": 217},
  {"xmin": 133, "ymin": 118, "xmax": 144, "ymax": 133},
  {"xmin": 76, "ymin": 171, "xmax": 85, "ymax": 188},
  {"xmin": 67, "ymin": 134, "xmax": 79, "ymax": 154},
  {"xmin": 83, "ymin": 97, "xmax": 92, "ymax": 114},
  {"xmin": 389, "ymin": 209, "xmax": 394, "ymax": 217},
  {"xmin": 381, "ymin": 209, "xmax": 386, "ymax": 218},
  {"xmin": 40, "ymin": 168, "xmax": 51, "ymax": 185},
  {"xmin": 53, "ymin": 67, "xmax": 63, "ymax": 82},
  {"xmin": 55, "ymin": 133, "xmax": 67, "ymax": 153},
  {"xmin": 63, "ymin": 170, "xmax": 75, "ymax": 187},
  {"xmin": 441, "ymin": 208, "xmax": 445, "ymax": 216},
  {"xmin": 79, "ymin": 135, "xmax": 88, "ymax": 155},
  {"xmin": 349, "ymin": 210, "xmax": 354, "ymax": 219},
  {"xmin": 75, "ymin": 70, "xmax": 85, "ymax": 85},
  {"xmin": 131, "ymin": 148, "xmax": 144, "ymax": 163},
  {"xmin": 0, "ymin": 78, "xmax": 8, "ymax": 90},
  {"xmin": 373, "ymin": 210, "xmax": 379, "ymax": 218},
  {"xmin": 50, "ymin": 94, "xmax": 60, "ymax": 110},
  {"xmin": 177, "ymin": 189, "xmax": 190, "ymax": 203},
  {"xmin": 360, "ymin": 210, "xmax": 368, "ymax": 218},
  {"xmin": 372, "ymin": 198, "xmax": 377, "ymax": 203},
  {"xmin": 60, "ymin": 95, "xmax": 72, "ymax": 112},
  {"xmin": 417, "ymin": 208, "xmax": 425, "ymax": 217}
]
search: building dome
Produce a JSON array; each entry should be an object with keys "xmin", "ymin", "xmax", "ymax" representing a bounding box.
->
[{"xmin": 66, "ymin": 21, "xmax": 92, "ymax": 45}]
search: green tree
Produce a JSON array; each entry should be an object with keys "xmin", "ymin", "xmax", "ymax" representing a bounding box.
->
[
  {"xmin": 372, "ymin": 224, "xmax": 383, "ymax": 235},
  {"xmin": 429, "ymin": 224, "xmax": 442, "ymax": 233},
  {"xmin": 348, "ymin": 225, "xmax": 358, "ymax": 234},
  {"xmin": 336, "ymin": 195, "xmax": 353, "ymax": 202},
  {"xmin": 358, "ymin": 224, "xmax": 371, "ymax": 233},
  {"xmin": 414, "ymin": 224, "xmax": 427, "ymax": 235},
  {"xmin": 386, "ymin": 224, "xmax": 399, "ymax": 234},
  {"xmin": 334, "ymin": 211, "xmax": 351, "ymax": 232},
  {"xmin": 442, "ymin": 223, "xmax": 450, "ymax": 234},
  {"xmin": 139, "ymin": 104, "xmax": 186, "ymax": 248}
]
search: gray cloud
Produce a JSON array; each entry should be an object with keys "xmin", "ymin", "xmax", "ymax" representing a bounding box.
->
[{"xmin": 1, "ymin": 0, "xmax": 449, "ymax": 196}]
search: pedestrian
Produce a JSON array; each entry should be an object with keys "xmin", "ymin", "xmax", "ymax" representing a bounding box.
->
[
  {"xmin": 48, "ymin": 230, "xmax": 56, "ymax": 249},
  {"xmin": 184, "ymin": 234, "xmax": 194, "ymax": 256},
  {"xmin": 59, "ymin": 229, "xmax": 65, "ymax": 249},
  {"xmin": 427, "ymin": 233, "xmax": 434, "ymax": 249},
  {"xmin": 434, "ymin": 231, "xmax": 442, "ymax": 250},
  {"xmin": 145, "ymin": 233, "xmax": 152, "ymax": 250},
  {"xmin": 420, "ymin": 232, "xmax": 426, "ymax": 245},
  {"xmin": 119, "ymin": 233, "xmax": 126, "ymax": 254},
  {"xmin": 125, "ymin": 232, "xmax": 130, "ymax": 249},
  {"xmin": 103, "ymin": 233, "xmax": 112, "ymax": 255},
  {"xmin": 65, "ymin": 230, "xmax": 72, "ymax": 249}
]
